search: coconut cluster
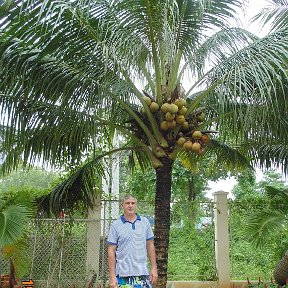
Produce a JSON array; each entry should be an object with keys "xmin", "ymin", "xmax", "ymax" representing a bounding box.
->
[
  {"xmin": 177, "ymin": 130, "xmax": 210, "ymax": 155},
  {"xmin": 159, "ymin": 98, "xmax": 188, "ymax": 131},
  {"xmin": 142, "ymin": 96, "xmax": 159, "ymax": 112},
  {"xmin": 141, "ymin": 95, "xmax": 209, "ymax": 155}
]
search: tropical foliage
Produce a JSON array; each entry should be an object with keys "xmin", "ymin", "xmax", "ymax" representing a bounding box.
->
[
  {"xmin": 235, "ymin": 170, "xmax": 288, "ymax": 250},
  {"xmin": 0, "ymin": 166, "xmax": 58, "ymax": 284},
  {"xmin": 229, "ymin": 169, "xmax": 288, "ymax": 286},
  {"xmin": 0, "ymin": 0, "xmax": 288, "ymax": 286},
  {"xmin": 0, "ymin": 203, "xmax": 31, "ymax": 284}
]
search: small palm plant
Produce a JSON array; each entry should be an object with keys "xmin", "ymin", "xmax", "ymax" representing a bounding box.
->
[
  {"xmin": 0, "ymin": 203, "xmax": 31, "ymax": 288},
  {"xmin": 244, "ymin": 186, "xmax": 288, "ymax": 287}
]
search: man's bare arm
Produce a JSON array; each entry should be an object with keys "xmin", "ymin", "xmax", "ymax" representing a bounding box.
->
[
  {"xmin": 108, "ymin": 245, "xmax": 118, "ymax": 288},
  {"xmin": 147, "ymin": 240, "xmax": 158, "ymax": 284}
]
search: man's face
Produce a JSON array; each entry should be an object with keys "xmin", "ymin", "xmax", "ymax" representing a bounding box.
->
[{"xmin": 123, "ymin": 197, "xmax": 137, "ymax": 216}]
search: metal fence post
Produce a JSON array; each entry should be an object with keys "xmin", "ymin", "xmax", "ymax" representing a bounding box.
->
[{"xmin": 213, "ymin": 191, "xmax": 230, "ymax": 288}]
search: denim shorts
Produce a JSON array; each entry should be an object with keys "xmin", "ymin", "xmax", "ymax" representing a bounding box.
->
[{"xmin": 116, "ymin": 275, "xmax": 152, "ymax": 288}]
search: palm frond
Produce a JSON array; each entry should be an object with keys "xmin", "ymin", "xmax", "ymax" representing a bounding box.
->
[
  {"xmin": 130, "ymin": 149, "xmax": 152, "ymax": 173},
  {"xmin": 177, "ymin": 138, "xmax": 252, "ymax": 174},
  {"xmin": 265, "ymin": 185, "xmax": 288, "ymax": 202},
  {"xmin": 208, "ymin": 139, "xmax": 252, "ymax": 172},
  {"xmin": 2, "ymin": 238, "xmax": 30, "ymax": 277},
  {"xmin": 174, "ymin": 0, "xmax": 244, "ymax": 54},
  {"xmin": 204, "ymin": 29, "xmax": 288, "ymax": 104},
  {"xmin": 36, "ymin": 146, "xmax": 136, "ymax": 214},
  {"xmin": 193, "ymin": 27, "xmax": 258, "ymax": 77},
  {"xmin": 247, "ymin": 142, "xmax": 288, "ymax": 175},
  {"xmin": 244, "ymin": 209, "xmax": 286, "ymax": 248},
  {"xmin": 191, "ymin": 29, "xmax": 288, "ymax": 156},
  {"xmin": 251, "ymin": 0, "xmax": 288, "ymax": 32},
  {"xmin": 0, "ymin": 205, "xmax": 31, "ymax": 247},
  {"xmin": 0, "ymin": 103, "xmax": 112, "ymax": 172}
]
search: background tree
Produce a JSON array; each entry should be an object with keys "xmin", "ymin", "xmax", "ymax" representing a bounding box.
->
[
  {"xmin": 1, "ymin": 1, "xmax": 288, "ymax": 286},
  {"xmin": 120, "ymin": 158, "xmax": 211, "ymax": 201},
  {"xmin": 232, "ymin": 169, "xmax": 287, "ymax": 200},
  {"xmin": 229, "ymin": 168, "xmax": 288, "ymax": 284},
  {"xmin": 232, "ymin": 169, "xmax": 258, "ymax": 200},
  {"xmin": 0, "ymin": 167, "xmax": 59, "ymax": 192}
]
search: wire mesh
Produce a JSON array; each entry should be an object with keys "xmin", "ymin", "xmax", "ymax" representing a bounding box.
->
[{"xmin": 168, "ymin": 200, "xmax": 216, "ymax": 281}]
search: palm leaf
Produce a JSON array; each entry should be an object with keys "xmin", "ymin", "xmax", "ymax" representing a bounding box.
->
[
  {"xmin": 266, "ymin": 185, "xmax": 288, "ymax": 201},
  {"xmin": 251, "ymin": 0, "xmax": 288, "ymax": 32},
  {"xmin": 192, "ymin": 27, "xmax": 259, "ymax": 78},
  {"xmin": 37, "ymin": 146, "xmax": 137, "ymax": 214},
  {"xmin": 2, "ymin": 239, "xmax": 30, "ymax": 277},
  {"xmin": 244, "ymin": 209, "xmax": 286, "ymax": 248},
  {"xmin": 0, "ymin": 205, "xmax": 31, "ymax": 246},
  {"xmin": 177, "ymin": 138, "xmax": 252, "ymax": 175},
  {"xmin": 247, "ymin": 142, "xmax": 288, "ymax": 175}
]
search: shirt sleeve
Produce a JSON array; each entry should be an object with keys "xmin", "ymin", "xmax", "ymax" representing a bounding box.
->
[
  {"xmin": 145, "ymin": 217, "xmax": 154, "ymax": 240},
  {"xmin": 107, "ymin": 224, "xmax": 118, "ymax": 245}
]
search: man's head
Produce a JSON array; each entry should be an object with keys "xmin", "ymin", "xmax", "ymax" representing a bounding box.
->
[{"xmin": 122, "ymin": 195, "xmax": 137, "ymax": 217}]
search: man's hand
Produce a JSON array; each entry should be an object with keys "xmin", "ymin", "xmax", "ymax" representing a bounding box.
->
[
  {"xmin": 147, "ymin": 239, "xmax": 158, "ymax": 284},
  {"xmin": 108, "ymin": 244, "xmax": 118, "ymax": 287},
  {"xmin": 149, "ymin": 267, "xmax": 158, "ymax": 284},
  {"xmin": 109, "ymin": 275, "xmax": 118, "ymax": 288}
]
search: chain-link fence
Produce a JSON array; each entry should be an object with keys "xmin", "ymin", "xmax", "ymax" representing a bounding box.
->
[
  {"xmin": 1, "ymin": 198, "xmax": 285, "ymax": 286},
  {"xmin": 0, "ymin": 199, "xmax": 216, "ymax": 287},
  {"xmin": 168, "ymin": 200, "xmax": 216, "ymax": 281}
]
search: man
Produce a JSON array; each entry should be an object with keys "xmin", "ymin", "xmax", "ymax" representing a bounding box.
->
[{"xmin": 107, "ymin": 195, "xmax": 158, "ymax": 288}]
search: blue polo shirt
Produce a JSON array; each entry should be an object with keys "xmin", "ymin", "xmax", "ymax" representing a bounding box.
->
[{"xmin": 107, "ymin": 214, "xmax": 154, "ymax": 277}]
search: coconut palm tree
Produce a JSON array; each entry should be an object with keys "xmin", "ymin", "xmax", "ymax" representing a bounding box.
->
[{"xmin": 0, "ymin": 0, "xmax": 288, "ymax": 286}]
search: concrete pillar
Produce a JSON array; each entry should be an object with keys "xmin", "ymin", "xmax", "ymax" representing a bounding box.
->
[
  {"xmin": 102, "ymin": 157, "xmax": 120, "ymax": 222},
  {"xmin": 101, "ymin": 133, "xmax": 120, "ymax": 236},
  {"xmin": 213, "ymin": 191, "xmax": 230, "ymax": 288},
  {"xmin": 86, "ymin": 193, "xmax": 101, "ymax": 283}
]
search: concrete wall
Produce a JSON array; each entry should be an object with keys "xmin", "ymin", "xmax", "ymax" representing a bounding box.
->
[{"xmin": 167, "ymin": 280, "xmax": 254, "ymax": 288}]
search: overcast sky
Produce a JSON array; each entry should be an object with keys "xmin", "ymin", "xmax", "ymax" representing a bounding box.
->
[{"xmin": 237, "ymin": 0, "xmax": 271, "ymax": 36}]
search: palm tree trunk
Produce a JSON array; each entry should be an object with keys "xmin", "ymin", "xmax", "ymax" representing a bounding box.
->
[
  {"xmin": 9, "ymin": 259, "xmax": 15, "ymax": 288},
  {"xmin": 274, "ymin": 251, "xmax": 288, "ymax": 286},
  {"xmin": 86, "ymin": 193, "xmax": 101, "ymax": 285},
  {"xmin": 188, "ymin": 174, "xmax": 197, "ymax": 227},
  {"xmin": 154, "ymin": 156, "xmax": 173, "ymax": 288},
  {"xmin": 188, "ymin": 174, "xmax": 196, "ymax": 201}
]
